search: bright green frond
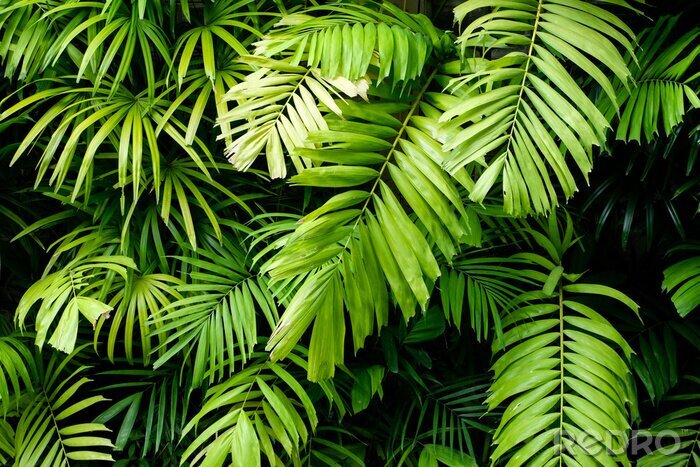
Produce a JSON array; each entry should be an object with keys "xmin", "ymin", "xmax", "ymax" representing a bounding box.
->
[{"xmin": 440, "ymin": 0, "xmax": 639, "ymax": 216}]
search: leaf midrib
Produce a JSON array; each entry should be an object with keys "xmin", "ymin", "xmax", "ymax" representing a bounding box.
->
[
  {"xmin": 341, "ymin": 67, "xmax": 439, "ymax": 252},
  {"xmin": 503, "ymin": 0, "xmax": 544, "ymax": 160}
]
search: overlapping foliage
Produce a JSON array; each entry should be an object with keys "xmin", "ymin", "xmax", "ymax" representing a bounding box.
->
[{"xmin": 0, "ymin": 0, "xmax": 698, "ymax": 465}]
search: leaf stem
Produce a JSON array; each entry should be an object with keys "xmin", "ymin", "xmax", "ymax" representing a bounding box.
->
[
  {"xmin": 503, "ymin": 0, "xmax": 543, "ymax": 158},
  {"xmin": 343, "ymin": 68, "xmax": 439, "ymax": 250},
  {"xmin": 558, "ymin": 283, "xmax": 564, "ymax": 466}
]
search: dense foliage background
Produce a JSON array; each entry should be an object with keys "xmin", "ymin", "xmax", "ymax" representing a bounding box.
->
[{"xmin": 0, "ymin": 0, "xmax": 698, "ymax": 465}]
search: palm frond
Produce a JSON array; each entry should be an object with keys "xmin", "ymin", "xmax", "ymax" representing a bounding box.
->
[
  {"xmin": 13, "ymin": 346, "xmax": 114, "ymax": 465},
  {"xmin": 603, "ymin": 16, "xmax": 700, "ymax": 143},
  {"xmin": 261, "ymin": 82, "xmax": 478, "ymax": 381},
  {"xmin": 218, "ymin": 0, "xmax": 446, "ymax": 179},
  {"xmin": 42, "ymin": 0, "xmax": 172, "ymax": 97},
  {"xmin": 636, "ymin": 376, "xmax": 700, "ymax": 466},
  {"xmin": 170, "ymin": 0, "xmax": 268, "ymax": 88},
  {"xmin": 0, "ymin": 0, "xmax": 70, "ymax": 81},
  {"xmin": 218, "ymin": 57, "xmax": 353, "ymax": 178},
  {"xmin": 663, "ymin": 245, "xmax": 700, "ymax": 317},
  {"xmin": 487, "ymin": 213, "xmax": 640, "ymax": 465},
  {"xmin": 418, "ymin": 445, "xmax": 478, "ymax": 467},
  {"xmin": 384, "ymin": 376, "xmax": 491, "ymax": 464},
  {"xmin": 0, "ymin": 336, "xmax": 37, "ymax": 417},
  {"xmin": 631, "ymin": 323, "xmax": 693, "ymax": 404},
  {"xmin": 439, "ymin": 253, "xmax": 540, "ymax": 341},
  {"xmin": 299, "ymin": 426, "xmax": 367, "ymax": 466},
  {"xmin": 96, "ymin": 271, "xmax": 182, "ymax": 365},
  {"xmin": 0, "ymin": 77, "xmax": 214, "ymax": 201},
  {"xmin": 150, "ymin": 235, "xmax": 279, "ymax": 388},
  {"xmin": 14, "ymin": 226, "xmax": 137, "ymax": 354},
  {"xmin": 180, "ymin": 352, "xmax": 322, "ymax": 466},
  {"xmin": 95, "ymin": 367, "xmax": 190, "ymax": 457},
  {"xmin": 437, "ymin": 0, "xmax": 639, "ymax": 215},
  {"xmin": 253, "ymin": 2, "xmax": 442, "ymax": 83}
]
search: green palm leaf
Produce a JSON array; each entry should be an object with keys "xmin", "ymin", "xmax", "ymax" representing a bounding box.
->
[
  {"xmin": 663, "ymin": 245, "xmax": 700, "ymax": 317},
  {"xmin": 13, "ymin": 347, "xmax": 114, "ymax": 465},
  {"xmin": 150, "ymin": 235, "xmax": 279, "ymax": 388},
  {"xmin": 488, "ymin": 214, "xmax": 639, "ymax": 465},
  {"xmin": 636, "ymin": 377, "xmax": 700, "ymax": 466},
  {"xmin": 603, "ymin": 16, "xmax": 700, "ymax": 143},
  {"xmin": 261, "ymin": 78, "xmax": 479, "ymax": 380},
  {"xmin": 95, "ymin": 367, "xmax": 190, "ymax": 456},
  {"xmin": 0, "ymin": 336, "xmax": 37, "ymax": 418},
  {"xmin": 180, "ymin": 352, "xmax": 322, "ymax": 466},
  {"xmin": 440, "ymin": 253, "xmax": 540, "ymax": 341},
  {"xmin": 0, "ymin": 77, "xmax": 213, "ymax": 201},
  {"xmin": 253, "ymin": 2, "xmax": 441, "ymax": 83},
  {"xmin": 14, "ymin": 226, "xmax": 137, "ymax": 354},
  {"xmin": 438, "ymin": 0, "xmax": 639, "ymax": 215},
  {"xmin": 384, "ymin": 376, "xmax": 491, "ymax": 464}
]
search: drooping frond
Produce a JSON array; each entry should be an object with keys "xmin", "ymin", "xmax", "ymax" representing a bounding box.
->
[
  {"xmin": 170, "ymin": 0, "xmax": 266, "ymax": 88},
  {"xmin": 40, "ymin": 0, "xmax": 172, "ymax": 97},
  {"xmin": 603, "ymin": 16, "xmax": 700, "ymax": 143},
  {"xmin": 636, "ymin": 377, "xmax": 700, "ymax": 466},
  {"xmin": 438, "ymin": 0, "xmax": 639, "ymax": 215},
  {"xmin": 384, "ymin": 376, "xmax": 491, "ymax": 463},
  {"xmin": 663, "ymin": 245, "xmax": 700, "ymax": 317},
  {"xmin": 0, "ymin": 336, "xmax": 36, "ymax": 417},
  {"xmin": 440, "ymin": 253, "xmax": 540, "ymax": 341},
  {"xmin": 219, "ymin": 59, "xmax": 350, "ymax": 178},
  {"xmin": 261, "ymin": 81, "xmax": 480, "ymax": 381},
  {"xmin": 631, "ymin": 324, "xmax": 688, "ymax": 404},
  {"xmin": 252, "ymin": 2, "xmax": 442, "ymax": 83},
  {"xmin": 0, "ymin": 78, "xmax": 214, "ymax": 201},
  {"xmin": 14, "ymin": 227, "xmax": 136, "ymax": 354},
  {"xmin": 96, "ymin": 271, "xmax": 182, "ymax": 365},
  {"xmin": 95, "ymin": 367, "xmax": 191, "ymax": 457},
  {"xmin": 487, "ymin": 214, "xmax": 640, "ymax": 465}
]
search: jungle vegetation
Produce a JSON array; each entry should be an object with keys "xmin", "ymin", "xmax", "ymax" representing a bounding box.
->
[{"xmin": 0, "ymin": 0, "xmax": 698, "ymax": 465}]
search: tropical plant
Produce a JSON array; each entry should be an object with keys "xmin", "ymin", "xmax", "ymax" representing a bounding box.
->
[{"xmin": 0, "ymin": 0, "xmax": 699, "ymax": 465}]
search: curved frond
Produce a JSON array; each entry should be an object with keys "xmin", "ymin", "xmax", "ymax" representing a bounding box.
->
[
  {"xmin": 150, "ymin": 236, "xmax": 279, "ymax": 388},
  {"xmin": 605, "ymin": 16, "xmax": 700, "ymax": 143},
  {"xmin": 96, "ymin": 271, "xmax": 182, "ymax": 365},
  {"xmin": 253, "ymin": 2, "xmax": 441, "ymax": 83},
  {"xmin": 261, "ymin": 79, "xmax": 479, "ymax": 380},
  {"xmin": 170, "ymin": 0, "xmax": 267, "ymax": 87},
  {"xmin": 219, "ymin": 59, "xmax": 349, "ymax": 179},
  {"xmin": 0, "ymin": 336, "xmax": 37, "ymax": 417},
  {"xmin": 95, "ymin": 367, "xmax": 190, "ymax": 456},
  {"xmin": 636, "ymin": 377, "xmax": 700, "ymax": 466},
  {"xmin": 218, "ymin": 0, "xmax": 445, "ymax": 178},
  {"xmin": 663, "ymin": 246, "xmax": 700, "ymax": 317},
  {"xmin": 180, "ymin": 353, "xmax": 321, "ymax": 466},
  {"xmin": 0, "ymin": 78, "xmax": 214, "ymax": 201},
  {"xmin": 13, "ymin": 348, "xmax": 114, "ymax": 465},
  {"xmin": 440, "ymin": 253, "xmax": 540, "ymax": 341},
  {"xmin": 14, "ymin": 227, "xmax": 137, "ymax": 354},
  {"xmin": 439, "ymin": 0, "xmax": 639, "ymax": 215},
  {"xmin": 384, "ymin": 376, "xmax": 491, "ymax": 464}
]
